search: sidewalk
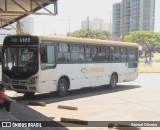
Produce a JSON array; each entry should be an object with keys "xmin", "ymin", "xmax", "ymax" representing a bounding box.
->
[{"xmin": 0, "ymin": 109, "xmax": 31, "ymax": 130}]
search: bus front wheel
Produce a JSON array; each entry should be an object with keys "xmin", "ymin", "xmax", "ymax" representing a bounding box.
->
[
  {"xmin": 57, "ymin": 78, "xmax": 69, "ymax": 97},
  {"xmin": 109, "ymin": 74, "xmax": 117, "ymax": 89}
]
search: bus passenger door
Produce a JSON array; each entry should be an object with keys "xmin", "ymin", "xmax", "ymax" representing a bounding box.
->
[
  {"xmin": 126, "ymin": 47, "xmax": 138, "ymax": 81},
  {"xmin": 85, "ymin": 45, "xmax": 103, "ymax": 87},
  {"xmin": 39, "ymin": 43, "xmax": 57, "ymax": 93},
  {"xmin": 120, "ymin": 47, "xmax": 129, "ymax": 81}
]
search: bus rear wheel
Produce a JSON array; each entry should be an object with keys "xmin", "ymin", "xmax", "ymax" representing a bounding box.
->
[
  {"xmin": 109, "ymin": 74, "xmax": 117, "ymax": 89},
  {"xmin": 57, "ymin": 78, "xmax": 69, "ymax": 97}
]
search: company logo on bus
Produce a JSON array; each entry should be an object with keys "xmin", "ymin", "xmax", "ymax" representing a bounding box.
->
[{"xmin": 81, "ymin": 67, "xmax": 104, "ymax": 73}]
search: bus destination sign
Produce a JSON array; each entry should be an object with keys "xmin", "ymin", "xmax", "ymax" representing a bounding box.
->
[
  {"xmin": 4, "ymin": 36, "xmax": 38, "ymax": 45},
  {"xmin": 11, "ymin": 38, "xmax": 31, "ymax": 43}
]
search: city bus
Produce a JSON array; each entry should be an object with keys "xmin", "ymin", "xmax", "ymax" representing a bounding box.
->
[{"xmin": 2, "ymin": 35, "xmax": 138, "ymax": 97}]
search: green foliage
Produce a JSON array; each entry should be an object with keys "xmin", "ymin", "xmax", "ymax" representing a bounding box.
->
[
  {"xmin": 67, "ymin": 29, "xmax": 111, "ymax": 40},
  {"xmin": 124, "ymin": 31, "xmax": 160, "ymax": 60},
  {"xmin": 124, "ymin": 31, "xmax": 160, "ymax": 45}
]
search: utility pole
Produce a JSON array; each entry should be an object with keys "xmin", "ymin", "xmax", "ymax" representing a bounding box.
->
[{"xmin": 87, "ymin": 16, "xmax": 90, "ymax": 38}]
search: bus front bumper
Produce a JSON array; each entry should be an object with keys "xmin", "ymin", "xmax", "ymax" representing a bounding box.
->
[{"xmin": 3, "ymin": 82, "xmax": 37, "ymax": 93}]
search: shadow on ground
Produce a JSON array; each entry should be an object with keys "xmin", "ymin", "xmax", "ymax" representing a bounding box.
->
[
  {"xmin": 9, "ymin": 85, "xmax": 140, "ymax": 130},
  {"xmin": 11, "ymin": 102, "xmax": 68, "ymax": 130},
  {"xmin": 13, "ymin": 85, "xmax": 141, "ymax": 105}
]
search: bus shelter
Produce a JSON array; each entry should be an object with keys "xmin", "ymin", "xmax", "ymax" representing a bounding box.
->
[{"xmin": 0, "ymin": 0, "xmax": 58, "ymax": 29}]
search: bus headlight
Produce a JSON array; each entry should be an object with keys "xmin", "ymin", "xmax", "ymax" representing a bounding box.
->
[{"xmin": 28, "ymin": 76, "xmax": 38, "ymax": 84}]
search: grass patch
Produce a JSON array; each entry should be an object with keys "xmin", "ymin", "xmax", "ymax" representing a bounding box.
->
[{"xmin": 139, "ymin": 65, "xmax": 160, "ymax": 73}]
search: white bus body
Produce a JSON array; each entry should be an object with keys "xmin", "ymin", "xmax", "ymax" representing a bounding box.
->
[{"xmin": 2, "ymin": 35, "xmax": 138, "ymax": 96}]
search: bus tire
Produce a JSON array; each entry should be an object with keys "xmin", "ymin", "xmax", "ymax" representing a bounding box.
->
[
  {"xmin": 57, "ymin": 78, "xmax": 69, "ymax": 97},
  {"xmin": 23, "ymin": 92, "xmax": 35, "ymax": 98},
  {"xmin": 109, "ymin": 74, "xmax": 117, "ymax": 89}
]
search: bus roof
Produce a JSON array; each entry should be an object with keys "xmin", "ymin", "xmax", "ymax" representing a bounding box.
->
[
  {"xmin": 4, "ymin": 35, "xmax": 138, "ymax": 47},
  {"xmin": 39, "ymin": 35, "xmax": 138, "ymax": 47}
]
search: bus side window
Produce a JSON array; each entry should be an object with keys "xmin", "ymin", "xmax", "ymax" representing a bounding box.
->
[
  {"xmin": 128, "ymin": 47, "xmax": 138, "ymax": 61},
  {"xmin": 86, "ymin": 45, "xmax": 98, "ymax": 62},
  {"xmin": 120, "ymin": 47, "xmax": 127, "ymax": 61},
  {"xmin": 110, "ymin": 46, "xmax": 121, "ymax": 61},
  {"xmin": 71, "ymin": 44, "xmax": 85, "ymax": 62},
  {"xmin": 99, "ymin": 46, "xmax": 110, "ymax": 62},
  {"xmin": 41, "ymin": 45, "xmax": 55, "ymax": 70},
  {"xmin": 58, "ymin": 43, "xmax": 70, "ymax": 62}
]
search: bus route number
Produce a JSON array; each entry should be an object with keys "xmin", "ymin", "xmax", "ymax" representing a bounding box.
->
[{"xmin": 20, "ymin": 38, "xmax": 31, "ymax": 43}]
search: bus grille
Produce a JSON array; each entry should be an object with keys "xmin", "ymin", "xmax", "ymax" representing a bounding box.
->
[{"xmin": 12, "ymin": 85, "xmax": 25, "ymax": 90}]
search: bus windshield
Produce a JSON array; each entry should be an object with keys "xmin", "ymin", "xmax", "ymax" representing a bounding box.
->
[{"xmin": 2, "ymin": 46, "xmax": 38, "ymax": 79}]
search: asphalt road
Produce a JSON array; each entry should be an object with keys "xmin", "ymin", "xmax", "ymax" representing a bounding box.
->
[{"xmin": 6, "ymin": 73, "xmax": 160, "ymax": 130}]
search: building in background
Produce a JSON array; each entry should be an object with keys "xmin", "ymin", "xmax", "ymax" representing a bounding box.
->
[
  {"xmin": 20, "ymin": 16, "xmax": 34, "ymax": 34},
  {"xmin": 0, "ymin": 29, "xmax": 16, "ymax": 43},
  {"xmin": 81, "ymin": 18, "xmax": 111, "ymax": 32},
  {"xmin": 103, "ymin": 22, "xmax": 112, "ymax": 33},
  {"xmin": 19, "ymin": 15, "xmax": 71, "ymax": 36},
  {"xmin": 90, "ymin": 18, "xmax": 104, "ymax": 30},
  {"xmin": 81, "ymin": 20, "xmax": 88, "ymax": 29},
  {"xmin": 112, "ymin": 0, "xmax": 155, "ymax": 40},
  {"xmin": 0, "ymin": 22, "xmax": 16, "ymax": 43},
  {"xmin": 112, "ymin": 3, "xmax": 121, "ymax": 40}
]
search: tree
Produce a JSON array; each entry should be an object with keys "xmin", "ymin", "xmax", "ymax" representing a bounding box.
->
[
  {"xmin": 102, "ymin": 31, "xmax": 112, "ymax": 40},
  {"xmin": 67, "ymin": 29, "xmax": 112, "ymax": 40},
  {"xmin": 124, "ymin": 31, "xmax": 160, "ymax": 61}
]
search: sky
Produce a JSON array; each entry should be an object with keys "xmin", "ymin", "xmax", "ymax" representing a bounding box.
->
[
  {"xmin": 31, "ymin": 0, "xmax": 160, "ymax": 35},
  {"xmin": 32, "ymin": 0, "xmax": 122, "ymax": 35},
  {"xmin": 57, "ymin": 0, "xmax": 121, "ymax": 21}
]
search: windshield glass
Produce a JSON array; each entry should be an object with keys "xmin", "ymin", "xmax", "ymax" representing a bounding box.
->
[{"xmin": 2, "ymin": 46, "xmax": 38, "ymax": 79}]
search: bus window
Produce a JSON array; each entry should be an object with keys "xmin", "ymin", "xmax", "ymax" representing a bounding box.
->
[
  {"xmin": 86, "ymin": 45, "xmax": 98, "ymax": 62},
  {"xmin": 110, "ymin": 46, "xmax": 121, "ymax": 61},
  {"xmin": 41, "ymin": 45, "xmax": 55, "ymax": 70},
  {"xmin": 3, "ymin": 46, "xmax": 38, "ymax": 79},
  {"xmin": 120, "ymin": 47, "xmax": 127, "ymax": 61},
  {"xmin": 58, "ymin": 43, "xmax": 70, "ymax": 62},
  {"xmin": 71, "ymin": 44, "xmax": 85, "ymax": 62},
  {"xmin": 99, "ymin": 46, "xmax": 110, "ymax": 62},
  {"xmin": 128, "ymin": 48, "xmax": 138, "ymax": 61}
]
